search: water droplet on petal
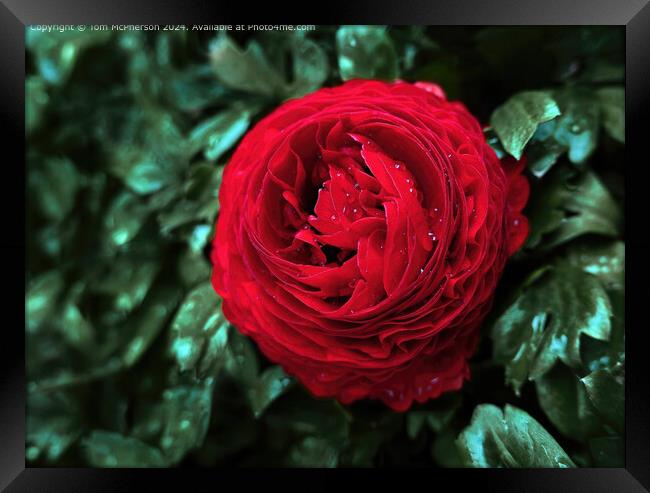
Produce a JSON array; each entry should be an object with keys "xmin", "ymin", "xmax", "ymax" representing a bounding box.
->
[{"xmin": 394, "ymin": 163, "xmax": 401, "ymax": 169}]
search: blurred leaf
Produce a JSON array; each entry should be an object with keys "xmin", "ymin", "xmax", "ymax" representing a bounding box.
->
[
  {"xmin": 168, "ymin": 282, "xmax": 227, "ymax": 374},
  {"xmin": 93, "ymin": 257, "xmax": 159, "ymax": 314},
  {"xmin": 108, "ymin": 110, "xmax": 189, "ymax": 196},
  {"xmin": 336, "ymin": 26, "xmax": 398, "ymax": 81},
  {"xmin": 564, "ymin": 240, "xmax": 624, "ymax": 292},
  {"xmin": 406, "ymin": 392, "xmax": 461, "ymax": 438},
  {"xmin": 457, "ymin": 404, "xmax": 575, "ymax": 468},
  {"xmin": 287, "ymin": 36, "xmax": 329, "ymax": 97},
  {"xmin": 341, "ymin": 412, "xmax": 402, "ymax": 467},
  {"xmin": 432, "ymin": 427, "xmax": 463, "ymax": 467},
  {"xmin": 248, "ymin": 366, "xmax": 293, "ymax": 418},
  {"xmin": 209, "ymin": 34, "xmax": 285, "ymax": 97},
  {"xmin": 158, "ymin": 380, "xmax": 215, "ymax": 464},
  {"xmin": 26, "ymin": 270, "xmax": 64, "ymax": 333},
  {"xmin": 553, "ymin": 89, "xmax": 600, "ymax": 165},
  {"xmin": 223, "ymin": 329, "xmax": 260, "ymax": 386},
  {"xmin": 289, "ymin": 436, "xmax": 339, "ymax": 467},
  {"xmin": 103, "ymin": 191, "xmax": 149, "ymax": 248},
  {"xmin": 28, "ymin": 157, "xmax": 80, "ymax": 222},
  {"xmin": 492, "ymin": 265, "xmax": 612, "ymax": 393},
  {"xmin": 188, "ymin": 104, "xmax": 253, "ymax": 162},
  {"xmin": 535, "ymin": 363, "xmax": 603, "ymax": 441},
  {"xmin": 581, "ymin": 362, "xmax": 624, "ymax": 434},
  {"xmin": 83, "ymin": 431, "xmax": 166, "ymax": 467},
  {"xmin": 596, "ymin": 87, "xmax": 624, "ymax": 143},
  {"xmin": 490, "ymin": 91, "xmax": 560, "ymax": 160},
  {"xmin": 26, "ymin": 28, "xmax": 112, "ymax": 86},
  {"xmin": 157, "ymin": 163, "xmax": 222, "ymax": 235},
  {"xmin": 265, "ymin": 390, "xmax": 350, "ymax": 466},
  {"xmin": 26, "ymin": 391, "xmax": 82, "ymax": 463},
  {"xmin": 121, "ymin": 286, "xmax": 179, "ymax": 368},
  {"xmin": 589, "ymin": 436, "xmax": 624, "ymax": 467},
  {"xmin": 57, "ymin": 282, "xmax": 94, "ymax": 351},
  {"xmin": 26, "ymin": 76, "xmax": 49, "ymax": 134},
  {"xmin": 525, "ymin": 167, "xmax": 621, "ymax": 250},
  {"xmin": 579, "ymin": 62, "xmax": 624, "ymax": 84}
]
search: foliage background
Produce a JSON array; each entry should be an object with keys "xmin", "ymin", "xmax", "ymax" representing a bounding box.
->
[{"xmin": 25, "ymin": 25, "xmax": 624, "ymax": 467}]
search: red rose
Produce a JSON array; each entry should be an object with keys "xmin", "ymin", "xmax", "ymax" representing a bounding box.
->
[{"xmin": 211, "ymin": 80, "xmax": 529, "ymax": 411}]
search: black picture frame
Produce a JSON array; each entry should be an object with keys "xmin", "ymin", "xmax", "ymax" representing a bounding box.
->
[{"xmin": 4, "ymin": 0, "xmax": 649, "ymax": 490}]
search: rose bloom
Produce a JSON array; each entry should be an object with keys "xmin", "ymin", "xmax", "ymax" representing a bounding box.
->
[{"xmin": 211, "ymin": 80, "xmax": 528, "ymax": 411}]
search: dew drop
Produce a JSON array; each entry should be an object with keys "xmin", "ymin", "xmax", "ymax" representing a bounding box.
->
[
  {"xmin": 330, "ymin": 214, "xmax": 337, "ymax": 221},
  {"xmin": 409, "ymin": 187, "xmax": 414, "ymax": 193},
  {"xmin": 394, "ymin": 163, "xmax": 401, "ymax": 169},
  {"xmin": 513, "ymin": 218, "xmax": 520, "ymax": 226}
]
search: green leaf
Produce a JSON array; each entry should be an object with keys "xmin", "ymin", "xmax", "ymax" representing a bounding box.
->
[
  {"xmin": 564, "ymin": 240, "xmax": 624, "ymax": 292},
  {"xmin": 336, "ymin": 26, "xmax": 398, "ymax": 81},
  {"xmin": 490, "ymin": 91, "xmax": 561, "ymax": 160},
  {"xmin": 26, "ymin": 270, "xmax": 64, "ymax": 333},
  {"xmin": 286, "ymin": 36, "xmax": 329, "ymax": 97},
  {"xmin": 456, "ymin": 404, "xmax": 575, "ymax": 468},
  {"xmin": 156, "ymin": 163, "xmax": 222, "ymax": 235},
  {"xmin": 26, "ymin": 28, "xmax": 112, "ymax": 86},
  {"xmin": 103, "ymin": 191, "xmax": 149, "ymax": 248},
  {"xmin": 82, "ymin": 431, "xmax": 166, "ymax": 467},
  {"xmin": 341, "ymin": 412, "xmax": 402, "ymax": 467},
  {"xmin": 107, "ymin": 110, "xmax": 189, "ymax": 196},
  {"xmin": 158, "ymin": 380, "xmax": 215, "ymax": 464},
  {"xmin": 248, "ymin": 366, "xmax": 293, "ymax": 418},
  {"xmin": 265, "ymin": 390, "xmax": 350, "ymax": 466},
  {"xmin": 581, "ymin": 362, "xmax": 624, "ymax": 433},
  {"xmin": 28, "ymin": 157, "xmax": 80, "ymax": 222},
  {"xmin": 93, "ymin": 257, "xmax": 159, "ymax": 314},
  {"xmin": 596, "ymin": 87, "xmax": 625, "ymax": 143},
  {"xmin": 27, "ymin": 391, "xmax": 82, "ymax": 463},
  {"xmin": 121, "ymin": 286, "xmax": 179, "ymax": 368},
  {"xmin": 289, "ymin": 436, "xmax": 339, "ymax": 467},
  {"xmin": 589, "ymin": 435, "xmax": 624, "ymax": 467},
  {"xmin": 123, "ymin": 161, "xmax": 174, "ymax": 195},
  {"xmin": 552, "ymin": 88, "xmax": 601, "ymax": 165},
  {"xmin": 223, "ymin": 329, "xmax": 260, "ymax": 387},
  {"xmin": 208, "ymin": 34, "xmax": 285, "ymax": 97},
  {"xmin": 492, "ymin": 265, "xmax": 612, "ymax": 393},
  {"xmin": 406, "ymin": 392, "xmax": 461, "ymax": 438},
  {"xmin": 26, "ymin": 76, "xmax": 49, "ymax": 134},
  {"xmin": 535, "ymin": 363, "xmax": 603, "ymax": 441},
  {"xmin": 524, "ymin": 130, "xmax": 567, "ymax": 178},
  {"xmin": 525, "ymin": 167, "xmax": 621, "ymax": 251},
  {"xmin": 432, "ymin": 427, "xmax": 464, "ymax": 468},
  {"xmin": 188, "ymin": 105, "xmax": 253, "ymax": 162},
  {"xmin": 168, "ymin": 282, "xmax": 227, "ymax": 374},
  {"xmin": 165, "ymin": 64, "xmax": 228, "ymax": 113},
  {"xmin": 57, "ymin": 282, "xmax": 95, "ymax": 351}
]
